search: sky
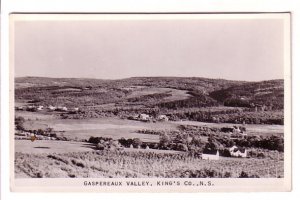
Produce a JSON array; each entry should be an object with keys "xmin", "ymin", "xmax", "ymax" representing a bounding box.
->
[{"xmin": 14, "ymin": 15, "xmax": 285, "ymax": 81}]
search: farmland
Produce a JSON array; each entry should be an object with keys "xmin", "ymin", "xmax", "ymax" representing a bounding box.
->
[
  {"xmin": 15, "ymin": 151, "xmax": 283, "ymax": 178},
  {"xmin": 15, "ymin": 140, "xmax": 95, "ymax": 154},
  {"xmin": 14, "ymin": 77, "xmax": 285, "ymax": 178}
]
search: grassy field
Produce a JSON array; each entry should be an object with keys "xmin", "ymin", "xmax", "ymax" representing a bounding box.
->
[
  {"xmin": 19, "ymin": 113, "xmax": 178, "ymax": 141},
  {"xmin": 172, "ymin": 120, "xmax": 284, "ymax": 136},
  {"xmin": 15, "ymin": 140, "xmax": 95, "ymax": 154},
  {"xmin": 126, "ymin": 87, "xmax": 191, "ymax": 101},
  {"xmin": 15, "ymin": 111, "xmax": 58, "ymax": 121},
  {"xmin": 18, "ymin": 109, "xmax": 283, "ymax": 142}
]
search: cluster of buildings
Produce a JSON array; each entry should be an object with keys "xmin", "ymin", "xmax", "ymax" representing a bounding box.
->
[
  {"xmin": 229, "ymin": 145, "xmax": 247, "ymax": 158},
  {"xmin": 15, "ymin": 105, "xmax": 79, "ymax": 112},
  {"xmin": 201, "ymin": 125, "xmax": 248, "ymax": 160},
  {"xmin": 15, "ymin": 131, "xmax": 57, "ymax": 141},
  {"xmin": 201, "ymin": 145, "xmax": 248, "ymax": 161},
  {"xmin": 47, "ymin": 105, "xmax": 69, "ymax": 112},
  {"xmin": 221, "ymin": 125, "xmax": 247, "ymax": 138},
  {"xmin": 130, "ymin": 113, "xmax": 169, "ymax": 122}
]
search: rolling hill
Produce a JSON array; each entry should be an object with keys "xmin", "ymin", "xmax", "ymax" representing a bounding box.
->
[
  {"xmin": 15, "ymin": 76, "xmax": 283, "ymax": 109},
  {"xmin": 15, "ymin": 76, "xmax": 284, "ymax": 124},
  {"xmin": 209, "ymin": 79, "xmax": 284, "ymax": 109}
]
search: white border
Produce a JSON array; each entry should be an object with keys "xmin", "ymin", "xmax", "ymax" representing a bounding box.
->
[{"xmin": 1, "ymin": 0, "xmax": 300, "ymax": 200}]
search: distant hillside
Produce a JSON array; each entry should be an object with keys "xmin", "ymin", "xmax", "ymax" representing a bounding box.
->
[
  {"xmin": 15, "ymin": 76, "xmax": 243, "ymax": 92},
  {"xmin": 14, "ymin": 76, "xmax": 284, "ymax": 124},
  {"xmin": 15, "ymin": 76, "xmax": 284, "ymax": 110},
  {"xmin": 15, "ymin": 77, "xmax": 112, "ymax": 89},
  {"xmin": 209, "ymin": 80, "xmax": 284, "ymax": 109},
  {"xmin": 119, "ymin": 77, "xmax": 244, "ymax": 93}
]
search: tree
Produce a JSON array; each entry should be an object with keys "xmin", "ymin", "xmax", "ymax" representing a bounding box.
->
[
  {"xmin": 132, "ymin": 138, "xmax": 142, "ymax": 148},
  {"xmin": 177, "ymin": 143, "xmax": 188, "ymax": 152},
  {"xmin": 191, "ymin": 136, "xmax": 202, "ymax": 147},
  {"xmin": 159, "ymin": 132, "xmax": 171, "ymax": 149},
  {"xmin": 15, "ymin": 116, "xmax": 25, "ymax": 131},
  {"xmin": 203, "ymin": 135, "xmax": 218, "ymax": 153},
  {"xmin": 118, "ymin": 137, "xmax": 128, "ymax": 147},
  {"xmin": 37, "ymin": 129, "xmax": 44, "ymax": 135}
]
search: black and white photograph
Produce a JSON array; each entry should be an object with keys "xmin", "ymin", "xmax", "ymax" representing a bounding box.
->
[{"xmin": 10, "ymin": 13, "xmax": 291, "ymax": 192}]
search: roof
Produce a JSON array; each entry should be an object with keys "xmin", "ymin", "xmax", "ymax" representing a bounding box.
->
[
  {"xmin": 202, "ymin": 149, "xmax": 218, "ymax": 155},
  {"xmin": 231, "ymin": 146, "xmax": 246, "ymax": 153}
]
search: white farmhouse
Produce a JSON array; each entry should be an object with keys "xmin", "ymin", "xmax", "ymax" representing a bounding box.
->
[
  {"xmin": 157, "ymin": 115, "xmax": 169, "ymax": 121},
  {"xmin": 229, "ymin": 145, "xmax": 247, "ymax": 158},
  {"xmin": 48, "ymin": 105, "xmax": 56, "ymax": 111},
  {"xmin": 138, "ymin": 114, "xmax": 150, "ymax": 121},
  {"xmin": 37, "ymin": 105, "xmax": 44, "ymax": 111}
]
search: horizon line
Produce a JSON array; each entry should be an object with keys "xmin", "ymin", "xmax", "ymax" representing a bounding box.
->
[{"xmin": 14, "ymin": 75, "xmax": 284, "ymax": 83}]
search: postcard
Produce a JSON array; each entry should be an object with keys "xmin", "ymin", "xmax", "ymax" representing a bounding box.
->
[{"xmin": 10, "ymin": 13, "xmax": 291, "ymax": 192}]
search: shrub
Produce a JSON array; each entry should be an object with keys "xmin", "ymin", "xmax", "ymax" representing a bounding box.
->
[
  {"xmin": 47, "ymin": 155, "xmax": 69, "ymax": 164},
  {"xmin": 37, "ymin": 129, "xmax": 44, "ymax": 135},
  {"xmin": 50, "ymin": 133, "xmax": 57, "ymax": 138},
  {"xmin": 88, "ymin": 136, "xmax": 112, "ymax": 144},
  {"xmin": 71, "ymin": 159, "xmax": 85, "ymax": 168},
  {"xmin": 159, "ymin": 133, "xmax": 171, "ymax": 149},
  {"xmin": 257, "ymin": 152, "xmax": 265, "ymax": 158},
  {"xmin": 239, "ymin": 171, "xmax": 249, "ymax": 178},
  {"xmin": 96, "ymin": 143, "xmax": 105, "ymax": 150},
  {"xmin": 223, "ymin": 172, "xmax": 232, "ymax": 178}
]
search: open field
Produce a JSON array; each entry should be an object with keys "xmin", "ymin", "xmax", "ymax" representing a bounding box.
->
[
  {"xmin": 16, "ymin": 111, "xmax": 58, "ymax": 121},
  {"xmin": 18, "ymin": 110, "xmax": 284, "ymax": 142},
  {"xmin": 15, "ymin": 140, "xmax": 182, "ymax": 155},
  {"xmin": 172, "ymin": 120, "xmax": 284, "ymax": 136},
  {"xmin": 15, "ymin": 140, "xmax": 95, "ymax": 154},
  {"xmin": 20, "ymin": 115, "xmax": 178, "ymax": 142},
  {"xmin": 126, "ymin": 87, "xmax": 191, "ymax": 102}
]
